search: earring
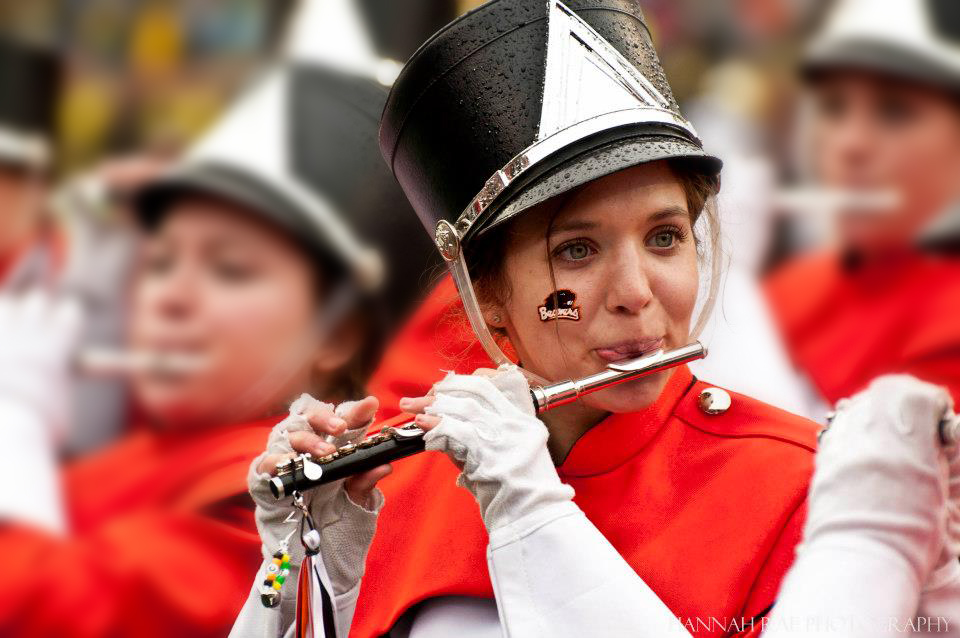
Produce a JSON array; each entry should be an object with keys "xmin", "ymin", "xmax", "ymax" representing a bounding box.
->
[{"xmin": 491, "ymin": 313, "xmax": 502, "ymax": 325}]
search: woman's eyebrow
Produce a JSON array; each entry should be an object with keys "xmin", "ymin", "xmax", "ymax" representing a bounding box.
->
[
  {"xmin": 551, "ymin": 219, "xmax": 599, "ymax": 233},
  {"xmin": 649, "ymin": 206, "xmax": 689, "ymax": 222},
  {"xmin": 553, "ymin": 206, "xmax": 688, "ymax": 233}
]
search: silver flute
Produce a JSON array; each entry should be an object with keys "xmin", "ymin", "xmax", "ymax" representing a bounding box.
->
[{"xmin": 270, "ymin": 341, "xmax": 707, "ymax": 498}]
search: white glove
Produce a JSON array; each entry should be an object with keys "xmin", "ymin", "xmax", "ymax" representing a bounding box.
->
[
  {"xmin": 767, "ymin": 375, "xmax": 953, "ymax": 637},
  {"xmin": 243, "ymin": 395, "xmax": 385, "ymax": 638},
  {"xmin": 0, "ymin": 292, "xmax": 82, "ymax": 434},
  {"xmin": 0, "ymin": 292, "xmax": 82, "ymax": 533},
  {"xmin": 914, "ymin": 432, "xmax": 960, "ymax": 638},
  {"xmin": 248, "ymin": 395, "xmax": 383, "ymax": 589},
  {"xmin": 422, "ymin": 365, "xmax": 573, "ymax": 530},
  {"xmin": 422, "ymin": 366, "xmax": 687, "ymax": 637},
  {"xmin": 938, "ymin": 432, "xmax": 960, "ymax": 565}
]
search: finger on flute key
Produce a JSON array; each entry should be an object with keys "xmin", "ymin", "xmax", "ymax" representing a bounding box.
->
[{"xmin": 398, "ymin": 395, "xmax": 436, "ymax": 414}]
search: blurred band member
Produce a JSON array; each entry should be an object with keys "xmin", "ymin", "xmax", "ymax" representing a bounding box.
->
[
  {"xmin": 0, "ymin": 37, "xmax": 62, "ymax": 291},
  {"xmin": 766, "ymin": 0, "xmax": 960, "ymax": 409},
  {"xmin": 0, "ymin": 54, "xmax": 435, "ymax": 638}
]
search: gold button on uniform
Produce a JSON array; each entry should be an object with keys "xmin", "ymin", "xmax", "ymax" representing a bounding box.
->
[{"xmin": 698, "ymin": 387, "xmax": 731, "ymax": 415}]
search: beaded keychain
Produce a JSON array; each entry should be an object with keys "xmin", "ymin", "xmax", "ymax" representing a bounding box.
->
[{"xmin": 260, "ymin": 485, "xmax": 322, "ymax": 608}]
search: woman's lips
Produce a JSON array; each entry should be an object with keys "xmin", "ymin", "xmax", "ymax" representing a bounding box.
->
[{"xmin": 594, "ymin": 337, "xmax": 665, "ymax": 363}]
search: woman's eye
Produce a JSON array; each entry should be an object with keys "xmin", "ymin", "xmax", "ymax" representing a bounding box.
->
[
  {"xmin": 143, "ymin": 252, "xmax": 174, "ymax": 276},
  {"xmin": 555, "ymin": 241, "xmax": 596, "ymax": 262},
  {"xmin": 876, "ymin": 97, "xmax": 916, "ymax": 126},
  {"xmin": 648, "ymin": 230, "xmax": 678, "ymax": 249},
  {"xmin": 213, "ymin": 260, "xmax": 257, "ymax": 282}
]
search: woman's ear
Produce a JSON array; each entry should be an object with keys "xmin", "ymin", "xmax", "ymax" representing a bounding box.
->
[
  {"xmin": 312, "ymin": 316, "xmax": 364, "ymax": 374},
  {"xmin": 483, "ymin": 304, "xmax": 506, "ymax": 329}
]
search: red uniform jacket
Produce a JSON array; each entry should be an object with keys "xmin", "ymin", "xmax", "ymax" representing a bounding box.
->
[
  {"xmin": 0, "ymin": 418, "xmax": 274, "ymax": 638},
  {"xmin": 358, "ymin": 279, "xmax": 819, "ymax": 637},
  {"xmin": 766, "ymin": 251, "xmax": 960, "ymax": 404}
]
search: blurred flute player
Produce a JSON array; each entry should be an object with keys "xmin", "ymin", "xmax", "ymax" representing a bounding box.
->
[
  {"xmin": 767, "ymin": 0, "xmax": 960, "ymax": 410},
  {"xmin": 0, "ymin": 36, "xmax": 62, "ymax": 292},
  {"xmin": 241, "ymin": 1, "xmax": 826, "ymax": 635},
  {"xmin": 0, "ymin": 49, "xmax": 436, "ymax": 638}
]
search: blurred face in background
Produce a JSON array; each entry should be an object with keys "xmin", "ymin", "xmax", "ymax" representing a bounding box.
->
[
  {"xmin": 129, "ymin": 195, "xmax": 321, "ymax": 428},
  {"xmin": 0, "ymin": 163, "xmax": 44, "ymax": 258},
  {"xmin": 810, "ymin": 70, "xmax": 960, "ymax": 251}
]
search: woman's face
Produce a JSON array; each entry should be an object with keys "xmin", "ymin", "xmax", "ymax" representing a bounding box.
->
[
  {"xmin": 810, "ymin": 71, "xmax": 960, "ymax": 250},
  {"xmin": 492, "ymin": 161, "xmax": 700, "ymax": 414},
  {"xmin": 129, "ymin": 196, "xmax": 319, "ymax": 427}
]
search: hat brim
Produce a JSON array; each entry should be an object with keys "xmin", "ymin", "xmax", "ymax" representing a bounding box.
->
[
  {"xmin": 477, "ymin": 133, "xmax": 722, "ymax": 238},
  {"xmin": 802, "ymin": 39, "xmax": 960, "ymax": 94},
  {"xmin": 133, "ymin": 162, "xmax": 349, "ymax": 277}
]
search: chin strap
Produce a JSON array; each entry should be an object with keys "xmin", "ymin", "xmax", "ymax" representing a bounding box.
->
[{"xmin": 439, "ymin": 220, "xmax": 548, "ymax": 386}]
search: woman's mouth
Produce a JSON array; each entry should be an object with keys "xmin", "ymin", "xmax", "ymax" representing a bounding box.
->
[{"xmin": 594, "ymin": 337, "xmax": 665, "ymax": 363}]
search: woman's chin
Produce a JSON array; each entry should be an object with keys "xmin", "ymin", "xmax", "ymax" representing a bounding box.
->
[
  {"xmin": 583, "ymin": 372, "xmax": 670, "ymax": 414},
  {"xmin": 134, "ymin": 381, "xmax": 223, "ymax": 429}
]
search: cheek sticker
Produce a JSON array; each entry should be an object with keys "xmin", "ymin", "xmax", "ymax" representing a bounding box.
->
[{"xmin": 538, "ymin": 289, "xmax": 581, "ymax": 322}]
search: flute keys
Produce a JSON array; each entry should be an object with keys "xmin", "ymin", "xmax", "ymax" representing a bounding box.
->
[
  {"xmin": 698, "ymin": 387, "xmax": 731, "ymax": 415},
  {"xmin": 395, "ymin": 424, "xmax": 425, "ymax": 439}
]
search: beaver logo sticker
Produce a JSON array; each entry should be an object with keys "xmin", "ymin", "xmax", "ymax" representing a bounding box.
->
[{"xmin": 538, "ymin": 289, "xmax": 581, "ymax": 322}]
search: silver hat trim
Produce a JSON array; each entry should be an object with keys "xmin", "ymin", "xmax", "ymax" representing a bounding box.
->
[{"xmin": 450, "ymin": 106, "xmax": 698, "ymax": 240}]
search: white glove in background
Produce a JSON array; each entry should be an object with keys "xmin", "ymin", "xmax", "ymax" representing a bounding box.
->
[
  {"xmin": 914, "ymin": 439, "xmax": 960, "ymax": 638},
  {"xmin": 0, "ymin": 292, "xmax": 82, "ymax": 434},
  {"xmin": 766, "ymin": 375, "xmax": 953, "ymax": 637},
  {"xmin": 0, "ymin": 292, "xmax": 82, "ymax": 533},
  {"xmin": 424, "ymin": 366, "xmax": 688, "ymax": 637},
  {"xmin": 235, "ymin": 395, "xmax": 382, "ymax": 638}
]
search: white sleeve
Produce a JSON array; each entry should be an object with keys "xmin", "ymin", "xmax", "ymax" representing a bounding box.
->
[
  {"xmin": 764, "ymin": 538, "xmax": 922, "ymax": 637},
  {"xmin": 0, "ymin": 401, "xmax": 65, "ymax": 533},
  {"xmin": 912, "ymin": 561, "xmax": 960, "ymax": 637},
  {"xmin": 229, "ymin": 558, "xmax": 362, "ymax": 638},
  {"xmin": 486, "ymin": 501, "xmax": 688, "ymax": 638},
  {"xmin": 402, "ymin": 597, "xmax": 502, "ymax": 638}
]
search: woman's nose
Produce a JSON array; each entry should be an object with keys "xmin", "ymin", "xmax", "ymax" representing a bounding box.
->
[
  {"xmin": 151, "ymin": 264, "xmax": 199, "ymax": 320},
  {"xmin": 604, "ymin": 247, "xmax": 653, "ymax": 315}
]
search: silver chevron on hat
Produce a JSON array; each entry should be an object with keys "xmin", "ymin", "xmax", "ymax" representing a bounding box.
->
[{"xmin": 538, "ymin": 0, "xmax": 676, "ymax": 140}]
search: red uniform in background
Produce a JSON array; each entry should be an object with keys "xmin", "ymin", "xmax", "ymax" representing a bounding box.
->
[
  {"xmin": 358, "ymin": 279, "xmax": 819, "ymax": 638},
  {"xmin": 0, "ymin": 418, "xmax": 273, "ymax": 638},
  {"xmin": 766, "ymin": 251, "xmax": 960, "ymax": 404},
  {"xmin": 367, "ymin": 276, "xmax": 496, "ymax": 420}
]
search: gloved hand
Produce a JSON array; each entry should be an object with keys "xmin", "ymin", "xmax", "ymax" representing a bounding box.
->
[
  {"xmin": 401, "ymin": 365, "xmax": 573, "ymax": 531},
  {"xmin": 0, "ymin": 292, "xmax": 83, "ymax": 435},
  {"xmin": 930, "ymin": 419, "xmax": 960, "ymax": 578},
  {"xmin": 0, "ymin": 292, "xmax": 82, "ymax": 533},
  {"xmin": 808, "ymin": 375, "xmax": 951, "ymax": 584},
  {"xmin": 248, "ymin": 394, "xmax": 389, "ymax": 595},
  {"xmin": 766, "ymin": 376, "xmax": 954, "ymax": 637}
]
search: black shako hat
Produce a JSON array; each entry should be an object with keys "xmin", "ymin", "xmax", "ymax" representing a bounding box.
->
[
  {"xmin": 380, "ymin": 0, "xmax": 722, "ymax": 259},
  {"xmin": 0, "ymin": 36, "xmax": 61, "ymax": 169},
  {"xmin": 136, "ymin": 63, "xmax": 439, "ymax": 338}
]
